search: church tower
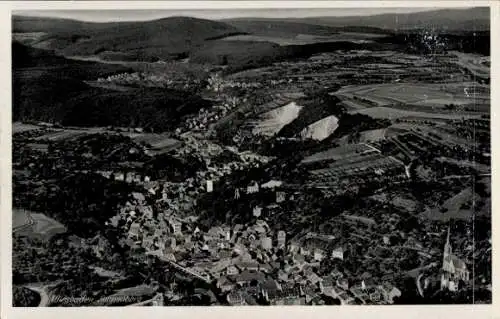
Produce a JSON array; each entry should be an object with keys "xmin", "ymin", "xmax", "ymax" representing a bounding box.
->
[{"xmin": 443, "ymin": 225, "xmax": 452, "ymax": 267}]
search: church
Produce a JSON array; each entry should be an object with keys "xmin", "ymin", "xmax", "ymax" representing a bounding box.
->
[{"xmin": 440, "ymin": 226, "xmax": 470, "ymax": 292}]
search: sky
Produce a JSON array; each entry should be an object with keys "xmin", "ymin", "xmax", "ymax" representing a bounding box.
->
[{"xmin": 13, "ymin": 8, "xmax": 443, "ymax": 22}]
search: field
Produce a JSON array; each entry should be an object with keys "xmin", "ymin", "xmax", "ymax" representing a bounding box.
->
[
  {"xmin": 33, "ymin": 129, "xmax": 98, "ymax": 142},
  {"xmin": 12, "ymin": 32, "xmax": 47, "ymax": 44},
  {"xmin": 309, "ymin": 153, "xmax": 404, "ymax": 181},
  {"xmin": 13, "ymin": 209, "xmax": 67, "ymax": 240},
  {"xmin": 220, "ymin": 32, "xmax": 384, "ymax": 46},
  {"xmin": 13, "ymin": 122, "xmax": 42, "ymax": 134},
  {"xmin": 338, "ymin": 128, "xmax": 388, "ymax": 145},
  {"xmin": 301, "ymin": 143, "xmax": 376, "ymax": 165},
  {"xmin": 450, "ymin": 51, "xmax": 490, "ymax": 80},
  {"xmin": 112, "ymin": 284, "xmax": 156, "ymax": 297},
  {"xmin": 335, "ymin": 82, "xmax": 489, "ymax": 108},
  {"xmin": 128, "ymin": 133, "xmax": 182, "ymax": 154},
  {"xmin": 423, "ymin": 188, "xmax": 475, "ymax": 221},
  {"xmin": 350, "ymin": 106, "xmax": 482, "ymax": 121},
  {"xmin": 371, "ymin": 194, "xmax": 418, "ymax": 212}
]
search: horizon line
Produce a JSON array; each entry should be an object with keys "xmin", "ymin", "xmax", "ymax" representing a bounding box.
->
[{"xmin": 10, "ymin": 7, "xmax": 483, "ymax": 23}]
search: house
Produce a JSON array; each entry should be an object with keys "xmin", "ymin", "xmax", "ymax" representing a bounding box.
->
[
  {"xmin": 261, "ymin": 180, "xmax": 283, "ymax": 189},
  {"xmin": 276, "ymin": 191, "xmax": 286, "ymax": 203},
  {"xmin": 331, "ymin": 269, "xmax": 343, "ymax": 279},
  {"xmin": 236, "ymin": 261, "xmax": 260, "ymax": 272},
  {"xmin": 314, "ymin": 248, "xmax": 325, "ymax": 261},
  {"xmin": 234, "ymin": 270, "xmax": 266, "ymax": 286},
  {"xmin": 331, "ymin": 247, "xmax": 345, "ymax": 260},
  {"xmin": 383, "ymin": 235, "xmax": 390, "ymax": 245},
  {"xmin": 319, "ymin": 275, "xmax": 336, "ymax": 295},
  {"xmin": 218, "ymin": 276, "xmax": 236, "ymax": 292},
  {"xmin": 305, "ymin": 270, "xmax": 322, "ymax": 285},
  {"xmin": 369, "ymin": 289, "xmax": 382, "ymax": 303},
  {"xmin": 276, "ymin": 230, "xmax": 286, "ymax": 249},
  {"xmin": 227, "ymin": 292, "xmax": 246, "ymax": 305},
  {"xmin": 128, "ymin": 222, "xmax": 141, "ymax": 240},
  {"xmin": 292, "ymin": 253, "xmax": 306, "ymax": 265},
  {"xmin": 164, "ymin": 252, "xmax": 176, "ymax": 262},
  {"xmin": 289, "ymin": 241, "xmax": 301, "ymax": 254},
  {"xmin": 277, "ymin": 270, "xmax": 289, "ymax": 282},
  {"xmin": 260, "ymin": 279, "xmax": 281, "ymax": 295},
  {"xmin": 261, "ymin": 237, "xmax": 273, "ymax": 250},
  {"xmin": 337, "ymin": 278, "xmax": 349, "ymax": 290},
  {"xmin": 226, "ymin": 265, "xmax": 239, "ymax": 276},
  {"xmin": 379, "ymin": 283, "xmax": 401, "ymax": 304},
  {"xmin": 259, "ymin": 263, "xmax": 273, "ymax": 273},
  {"xmin": 170, "ymin": 220, "xmax": 183, "ymax": 235},
  {"xmin": 114, "ymin": 172, "xmax": 125, "ymax": 181},
  {"xmin": 246, "ymin": 182, "xmax": 259, "ymax": 194},
  {"xmin": 142, "ymin": 236, "xmax": 155, "ymax": 250},
  {"xmin": 139, "ymin": 206, "xmax": 154, "ymax": 219},
  {"xmin": 109, "ymin": 215, "xmax": 121, "ymax": 228},
  {"xmin": 253, "ymin": 206, "xmax": 262, "ymax": 217},
  {"xmin": 337, "ymin": 291, "xmax": 356, "ymax": 305}
]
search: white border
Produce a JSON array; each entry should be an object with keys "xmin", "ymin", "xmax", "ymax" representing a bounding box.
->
[{"xmin": 1, "ymin": 2, "xmax": 498, "ymax": 319}]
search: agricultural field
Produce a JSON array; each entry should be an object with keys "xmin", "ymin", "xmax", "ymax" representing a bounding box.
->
[
  {"xmin": 350, "ymin": 106, "xmax": 482, "ymax": 121},
  {"xmin": 220, "ymin": 32, "xmax": 385, "ymax": 46},
  {"xmin": 12, "ymin": 32, "xmax": 47, "ymax": 44},
  {"xmin": 370, "ymin": 194, "xmax": 419, "ymax": 212},
  {"xmin": 338, "ymin": 128, "xmax": 387, "ymax": 145},
  {"xmin": 309, "ymin": 153, "xmax": 405, "ymax": 181},
  {"xmin": 335, "ymin": 83, "xmax": 486, "ymax": 108},
  {"xmin": 450, "ymin": 51, "xmax": 490, "ymax": 81},
  {"xmin": 13, "ymin": 209, "xmax": 67, "ymax": 240},
  {"xmin": 13, "ymin": 208, "xmax": 31, "ymax": 229},
  {"xmin": 13, "ymin": 122, "xmax": 42, "ymax": 134},
  {"xmin": 301, "ymin": 143, "xmax": 376, "ymax": 165},
  {"xmin": 129, "ymin": 133, "xmax": 182, "ymax": 154},
  {"xmin": 33, "ymin": 129, "xmax": 95, "ymax": 142},
  {"xmin": 422, "ymin": 186, "xmax": 489, "ymax": 221}
]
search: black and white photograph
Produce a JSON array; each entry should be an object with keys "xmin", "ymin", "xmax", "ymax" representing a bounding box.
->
[{"xmin": 7, "ymin": 2, "xmax": 493, "ymax": 310}]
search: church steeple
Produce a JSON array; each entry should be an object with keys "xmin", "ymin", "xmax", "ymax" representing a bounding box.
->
[{"xmin": 443, "ymin": 225, "xmax": 452, "ymax": 263}]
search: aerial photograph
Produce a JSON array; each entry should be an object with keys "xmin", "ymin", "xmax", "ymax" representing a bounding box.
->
[{"xmin": 11, "ymin": 6, "xmax": 491, "ymax": 306}]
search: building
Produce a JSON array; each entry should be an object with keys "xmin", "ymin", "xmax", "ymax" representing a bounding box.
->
[
  {"xmin": 128, "ymin": 222, "xmax": 141, "ymax": 240},
  {"xmin": 247, "ymin": 182, "xmax": 259, "ymax": 194},
  {"xmin": 276, "ymin": 191, "xmax": 286, "ymax": 203},
  {"xmin": 331, "ymin": 247, "xmax": 345, "ymax": 260},
  {"xmin": 253, "ymin": 206, "xmax": 262, "ymax": 218},
  {"xmin": 277, "ymin": 231, "xmax": 286, "ymax": 249},
  {"xmin": 314, "ymin": 249, "xmax": 325, "ymax": 261},
  {"xmin": 261, "ymin": 237, "xmax": 273, "ymax": 250},
  {"xmin": 261, "ymin": 180, "xmax": 283, "ymax": 189},
  {"xmin": 206, "ymin": 180, "xmax": 213, "ymax": 193},
  {"xmin": 226, "ymin": 265, "xmax": 239, "ymax": 276},
  {"xmin": 441, "ymin": 227, "xmax": 470, "ymax": 291},
  {"xmin": 170, "ymin": 219, "xmax": 183, "ymax": 235}
]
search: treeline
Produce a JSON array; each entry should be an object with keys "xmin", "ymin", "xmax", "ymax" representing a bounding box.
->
[
  {"xmin": 13, "ymin": 42, "xmax": 211, "ymax": 132},
  {"xmin": 13, "ymin": 172, "xmax": 138, "ymax": 238},
  {"xmin": 378, "ymin": 31, "xmax": 490, "ymax": 56},
  {"xmin": 194, "ymin": 39, "xmax": 399, "ymax": 74},
  {"xmin": 143, "ymin": 153, "xmax": 206, "ymax": 182},
  {"xmin": 60, "ymin": 87, "xmax": 211, "ymax": 132}
]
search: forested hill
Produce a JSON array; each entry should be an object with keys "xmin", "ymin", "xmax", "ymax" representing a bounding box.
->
[{"xmin": 13, "ymin": 42, "xmax": 211, "ymax": 131}]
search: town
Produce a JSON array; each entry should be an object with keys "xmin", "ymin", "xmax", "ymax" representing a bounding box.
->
[{"xmin": 11, "ymin": 7, "xmax": 491, "ymax": 307}]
